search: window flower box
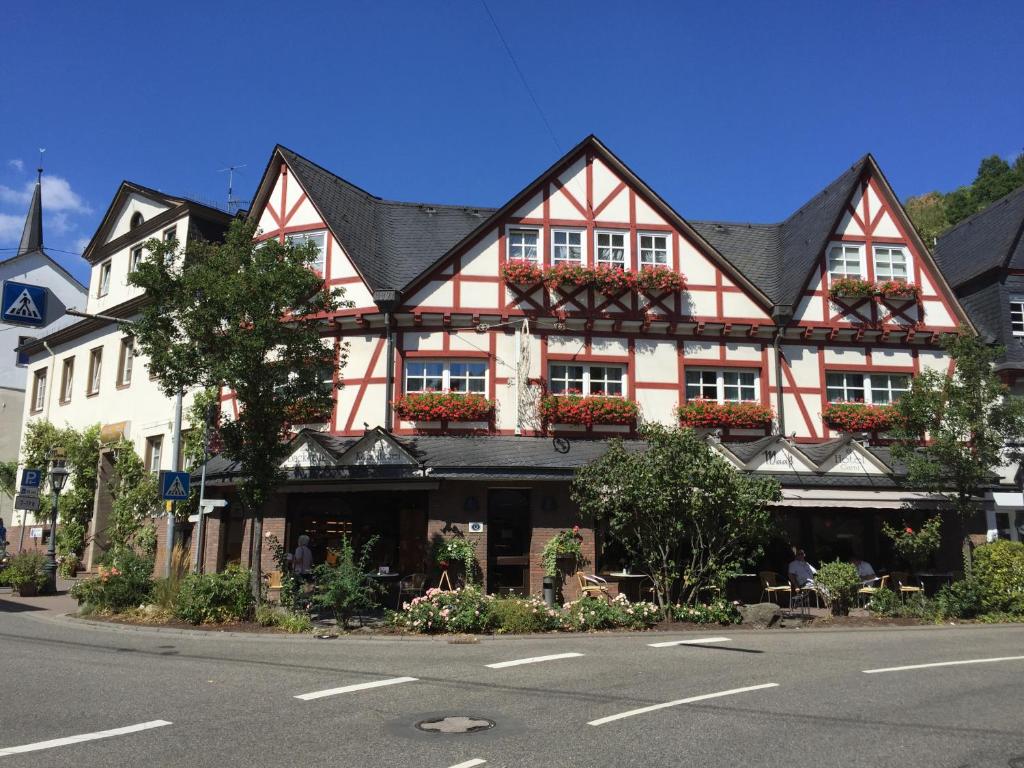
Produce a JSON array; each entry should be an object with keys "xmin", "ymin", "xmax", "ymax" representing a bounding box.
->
[
  {"xmin": 821, "ymin": 402, "xmax": 900, "ymax": 432},
  {"xmin": 544, "ymin": 262, "xmax": 592, "ymax": 290},
  {"xmin": 501, "ymin": 259, "xmax": 544, "ymax": 285},
  {"xmin": 393, "ymin": 391, "xmax": 494, "ymax": 422},
  {"xmin": 590, "ymin": 265, "xmax": 638, "ymax": 297},
  {"xmin": 677, "ymin": 400, "xmax": 774, "ymax": 429},
  {"xmin": 637, "ymin": 265, "xmax": 686, "ymax": 293},
  {"xmin": 283, "ymin": 400, "xmax": 332, "ymax": 427},
  {"xmin": 828, "ymin": 277, "xmax": 875, "ymax": 300},
  {"xmin": 539, "ymin": 393, "xmax": 639, "ymax": 426},
  {"xmin": 875, "ymin": 281, "xmax": 920, "ymax": 300}
]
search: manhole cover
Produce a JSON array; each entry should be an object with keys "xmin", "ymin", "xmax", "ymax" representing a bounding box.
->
[{"xmin": 416, "ymin": 716, "xmax": 495, "ymax": 734}]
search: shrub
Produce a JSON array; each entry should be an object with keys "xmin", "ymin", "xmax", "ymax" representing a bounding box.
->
[
  {"xmin": 488, "ymin": 595, "xmax": 559, "ymax": 633},
  {"xmin": 389, "ymin": 586, "xmax": 491, "ymax": 633},
  {"xmin": 174, "ymin": 566, "xmax": 254, "ymax": 624},
  {"xmin": 934, "ymin": 578, "xmax": 984, "ymax": 620},
  {"xmin": 559, "ymin": 594, "xmax": 661, "ymax": 631},
  {"xmin": 255, "ymin": 604, "xmax": 313, "ymax": 633},
  {"xmin": 70, "ymin": 546, "xmax": 154, "ymax": 611},
  {"xmin": 867, "ymin": 587, "xmax": 939, "ymax": 621},
  {"xmin": 883, "ymin": 515, "xmax": 943, "ymax": 572},
  {"xmin": 0, "ymin": 551, "xmax": 47, "ymax": 592},
  {"xmin": 815, "ymin": 560, "xmax": 861, "ymax": 616},
  {"xmin": 668, "ymin": 598, "xmax": 742, "ymax": 625},
  {"xmin": 972, "ymin": 540, "xmax": 1024, "ymax": 613},
  {"xmin": 541, "ymin": 528, "xmax": 584, "ymax": 578},
  {"xmin": 58, "ymin": 553, "xmax": 79, "ymax": 579},
  {"xmin": 150, "ymin": 542, "xmax": 191, "ymax": 610},
  {"xmin": 311, "ymin": 536, "xmax": 383, "ymax": 627}
]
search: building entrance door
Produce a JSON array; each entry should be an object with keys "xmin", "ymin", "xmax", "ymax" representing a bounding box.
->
[{"xmin": 487, "ymin": 489, "xmax": 531, "ymax": 595}]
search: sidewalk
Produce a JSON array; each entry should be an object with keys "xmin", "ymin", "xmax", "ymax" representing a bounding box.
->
[{"xmin": 0, "ymin": 577, "xmax": 80, "ymax": 616}]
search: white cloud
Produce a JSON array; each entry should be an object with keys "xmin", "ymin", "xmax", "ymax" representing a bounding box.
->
[
  {"xmin": 0, "ymin": 213, "xmax": 23, "ymax": 244},
  {"xmin": 0, "ymin": 175, "xmax": 92, "ymax": 214},
  {"xmin": 48, "ymin": 211, "xmax": 73, "ymax": 236},
  {"xmin": 8, "ymin": 159, "xmax": 24, "ymax": 172}
]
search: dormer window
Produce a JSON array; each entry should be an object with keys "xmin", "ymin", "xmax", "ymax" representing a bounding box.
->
[
  {"xmin": 873, "ymin": 246, "xmax": 908, "ymax": 282},
  {"xmin": 130, "ymin": 212, "xmax": 144, "ymax": 229},
  {"xmin": 828, "ymin": 243, "xmax": 863, "ymax": 280},
  {"xmin": 1011, "ymin": 296, "xmax": 1024, "ymax": 336},
  {"xmin": 286, "ymin": 230, "xmax": 327, "ymax": 273}
]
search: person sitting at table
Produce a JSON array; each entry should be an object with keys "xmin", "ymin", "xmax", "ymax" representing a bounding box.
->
[
  {"xmin": 851, "ymin": 556, "xmax": 877, "ymax": 584},
  {"xmin": 787, "ymin": 548, "xmax": 817, "ymax": 588}
]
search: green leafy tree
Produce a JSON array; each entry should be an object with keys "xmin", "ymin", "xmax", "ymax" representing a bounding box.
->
[
  {"xmin": 572, "ymin": 424, "xmax": 781, "ymax": 607},
  {"xmin": 904, "ymin": 192, "xmax": 949, "ymax": 245},
  {"xmin": 128, "ymin": 219, "xmax": 347, "ymax": 597},
  {"xmin": 882, "ymin": 515, "xmax": 943, "ymax": 572},
  {"xmin": 311, "ymin": 535, "xmax": 383, "ymax": 627},
  {"xmin": 0, "ymin": 460, "xmax": 16, "ymax": 504}
]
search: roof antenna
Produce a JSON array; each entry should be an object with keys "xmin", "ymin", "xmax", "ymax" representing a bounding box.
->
[{"xmin": 218, "ymin": 164, "xmax": 248, "ymax": 213}]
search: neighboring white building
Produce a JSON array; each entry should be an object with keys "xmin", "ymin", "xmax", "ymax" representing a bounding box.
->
[
  {"xmin": 1, "ymin": 170, "xmax": 87, "ymax": 533},
  {"xmin": 13, "ymin": 182, "xmax": 231, "ymax": 565}
]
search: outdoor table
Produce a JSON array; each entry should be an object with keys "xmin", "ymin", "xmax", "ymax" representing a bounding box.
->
[
  {"xmin": 604, "ymin": 572, "xmax": 651, "ymax": 602},
  {"xmin": 915, "ymin": 571, "xmax": 954, "ymax": 595},
  {"xmin": 368, "ymin": 572, "xmax": 401, "ymax": 604}
]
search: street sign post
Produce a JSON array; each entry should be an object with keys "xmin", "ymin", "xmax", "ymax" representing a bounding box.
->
[
  {"xmin": 160, "ymin": 470, "xmax": 190, "ymax": 501},
  {"xmin": 15, "ymin": 495, "xmax": 40, "ymax": 512},
  {"xmin": 1, "ymin": 281, "xmax": 47, "ymax": 327},
  {"xmin": 20, "ymin": 468, "xmax": 42, "ymax": 491}
]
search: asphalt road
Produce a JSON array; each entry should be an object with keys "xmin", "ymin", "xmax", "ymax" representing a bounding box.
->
[{"xmin": 1, "ymin": 601, "xmax": 1023, "ymax": 768}]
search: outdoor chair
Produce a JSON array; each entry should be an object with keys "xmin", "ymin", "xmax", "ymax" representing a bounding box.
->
[
  {"xmin": 856, "ymin": 574, "xmax": 889, "ymax": 607},
  {"xmin": 759, "ymin": 571, "xmax": 791, "ymax": 605},
  {"xmin": 892, "ymin": 572, "xmax": 923, "ymax": 601},
  {"xmin": 396, "ymin": 573, "xmax": 427, "ymax": 609},
  {"xmin": 266, "ymin": 570, "xmax": 283, "ymax": 590},
  {"xmin": 788, "ymin": 574, "xmax": 821, "ymax": 610},
  {"xmin": 577, "ymin": 573, "xmax": 612, "ymax": 603}
]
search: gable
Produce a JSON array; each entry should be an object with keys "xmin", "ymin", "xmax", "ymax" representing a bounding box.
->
[
  {"xmin": 280, "ymin": 435, "xmax": 337, "ymax": 469},
  {"xmin": 337, "ymin": 430, "xmax": 419, "ymax": 466},
  {"xmin": 743, "ymin": 438, "xmax": 817, "ymax": 473},
  {"xmin": 819, "ymin": 441, "xmax": 889, "ymax": 476},
  {"xmin": 107, "ymin": 192, "xmax": 172, "ymax": 243}
]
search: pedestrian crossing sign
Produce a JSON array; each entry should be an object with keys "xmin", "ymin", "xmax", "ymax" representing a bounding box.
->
[
  {"xmin": 160, "ymin": 470, "xmax": 190, "ymax": 501},
  {"xmin": 1, "ymin": 281, "xmax": 47, "ymax": 327}
]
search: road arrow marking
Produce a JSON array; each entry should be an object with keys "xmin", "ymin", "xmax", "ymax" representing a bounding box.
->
[{"xmin": 0, "ymin": 720, "xmax": 172, "ymax": 757}]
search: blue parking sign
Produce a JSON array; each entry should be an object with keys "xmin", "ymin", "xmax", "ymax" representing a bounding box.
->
[
  {"xmin": 2, "ymin": 281, "xmax": 47, "ymax": 327},
  {"xmin": 160, "ymin": 470, "xmax": 190, "ymax": 501},
  {"xmin": 20, "ymin": 468, "xmax": 42, "ymax": 489}
]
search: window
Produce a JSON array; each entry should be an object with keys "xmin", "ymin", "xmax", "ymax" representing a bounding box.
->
[
  {"xmin": 1011, "ymin": 296, "xmax": 1024, "ymax": 336},
  {"xmin": 87, "ymin": 347, "xmax": 103, "ymax": 395},
  {"xmin": 828, "ymin": 244, "xmax": 863, "ymax": 279},
  {"xmin": 685, "ymin": 369, "xmax": 758, "ymax": 403},
  {"xmin": 508, "ymin": 229, "xmax": 539, "ymax": 262},
  {"xmin": 873, "ymin": 246, "xmax": 908, "ymax": 282},
  {"xmin": 826, "ymin": 372, "xmax": 909, "ymax": 404},
  {"xmin": 638, "ymin": 233, "xmax": 668, "ymax": 267},
  {"xmin": 403, "ymin": 359, "xmax": 487, "ymax": 393},
  {"xmin": 287, "ymin": 230, "xmax": 327, "ymax": 273},
  {"xmin": 596, "ymin": 231, "xmax": 626, "ymax": 269},
  {"xmin": 97, "ymin": 261, "xmax": 112, "ymax": 297},
  {"xmin": 129, "ymin": 246, "xmax": 143, "ymax": 273},
  {"xmin": 552, "ymin": 230, "xmax": 583, "ymax": 264},
  {"xmin": 130, "ymin": 211, "xmax": 144, "ymax": 229},
  {"xmin": 145, "ymin": 436, "xmax": 163, "ymax": 473},
  {"xmin": 60, "ymin": 358, "xmax": 74, "ymax": 404},
  {"xmin": 548, "ymin": 363, "xmax": 623, "ymax": 396},
  {"xmin": 31, "ymin": 368, "xmax": 47, "ymax": 412},
  {"xmin": 16, "ymin": 336, "xmax": 31, "ymax": 367},
  {"xmin": 163, "ymin": 226, "xmax": 177, "ymax": 243},
  {"xmin": 117, "ymin": 338, "xmax": 134, "ymax": 386}
]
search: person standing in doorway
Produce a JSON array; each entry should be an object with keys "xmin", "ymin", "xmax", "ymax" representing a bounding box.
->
[{"xmin": 293, "ymin": 534, "xmax": 313, "ymax": 581}]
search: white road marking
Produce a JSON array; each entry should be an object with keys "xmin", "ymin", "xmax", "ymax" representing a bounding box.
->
[
  {"xmin": 0, "ymin": 720, "xmax": 172, "ymax": 757},
  {"xmin": 485, "ymin": 652, "xmax": 583, "ymax": 669},
  {"xmin": 863, "ymin": 655, "xmax": 1024, "ymax": 674},
  {"xmin": 648, "ymin": 637, "xmax": 732, "ymax": 648},
  {"xmin": 294, "ymin": 676, "xmax": 418, "ymax": 700},
  {"xmin": 447, "ymin": 760, "xmax": 487, "ymax": 768},
  {"xmin": 587, "ymin": 683, "xmax": 779, "ymax": 726}
]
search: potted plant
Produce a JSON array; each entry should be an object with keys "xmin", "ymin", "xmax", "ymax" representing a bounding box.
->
[
  {"xmin": 828, "ymin": 276, "xmax": 875, "ymax": 300},
  {"xmin": 393, "ymin": 391, "xmax": 495, "ymax": 422},
  {"xmin": 501, "ymin": 260, "xmax": 544, "ymax": 285},
  {"xmin": 875, "ymin": 280, "xmax": 920, "ymax": 301},
  {"xmin": 821, "ymin": 402, "xmax": 900, "ymax": 432},
  {"xmin": 433, "ymin": 536, "xmax": 478, "ymax": 587},
  {"xmin": 677, "ymin": 400, "xmax": 774, "ymax": 429},
  {"xmin": 0, "ymin": 551, "xmax": 48, "ymax": 596},
  {"xmin": 539, "ymin": 393, "xmax": 639, "ymax": 426},
  {"xmin": 541, "ymin": 526, "xmax": 584, "ymax": 605}
]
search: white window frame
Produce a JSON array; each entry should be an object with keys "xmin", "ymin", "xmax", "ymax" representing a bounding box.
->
[
  {"xmin": 684, "ymin": 368, "xmax": 759, "ymax": 403},
  {"xmin": 287, "ymin": 229, "xmax": 327, "ymax": 273},
  {"xmin": 551, "ymin": 228, "xmax": 584, "ymax": 264},
  {"xmin": 31, "ymin": 368, "xmax": 47, "ymax": 412},
  {"xmin": 507, "ymin": 227, "xmax": 540, "ymax": 263},
  {"xmin": 87, "ymin": 347, "xmax": 102, "ymax": 395},
  {"xmin": 146, "ymin": 435, "xmax": 163, "ymax": 473},
  {"xmin": 825, "ymin": 371, "xmax": 910, "ymax": 404},
  {"xmin": 163, "ymin": 225, "xmax": 177, "ymax": 243},
  {"xmin": 873, "ymin": 245, "xmax": 910, "ymax": 283},
  {"xmin": 97, "ymin": 261, "xmax": 112, "ymax": 297},
  {"xmin": 404, "ymin": 359, "xmax": 488, "ymax": 394},
  {"xmin": 60, "ymin": 358, "xmax": 74, "ymax": 404},
  {"xmin": 638, "ymin": 232, "xmax": 670, "ymax": 268},
  {"xmin": 1011, "ymin": 296, "xmax": 1024, "ymax": 336},
  {"xmin": 118, "ymin": 337, "xmax": 134, "ymax": 386},
  {"xmin": 129, "ymin": 245, "xmax": 144, "ymax": 273},
  {"xmin": 595, "ymin": 230, "xmax": 628, "ymax": 269},
  {"xmin": 548, "ymin": 362, "xmax": 625, "ymax": 396},
  {"xmin": 827, "ymin": 243, "xmax": 864, "ymax": 281}
]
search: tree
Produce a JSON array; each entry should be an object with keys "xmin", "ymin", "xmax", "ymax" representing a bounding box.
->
[
  {"xmin": 0, "ymin": 461, "xmax": 16, "ymax": 503},
  {"xmin": 572, "ymin": 424, "xmax": 781, "ymax": 607},
  {"xmin": 904, "ymin": 192, "xmax": 949, "ymax": 246},
  {"xmin": 892, "ymin": 333, "xmax": 1024, "ymax": 552},
  {"xmin": 129, "ymin": 219, "xmax": 347, "ymax": 597},
  {"xmin": 311, "ymin": 535, "xmax": 383, "ymax": 627}
]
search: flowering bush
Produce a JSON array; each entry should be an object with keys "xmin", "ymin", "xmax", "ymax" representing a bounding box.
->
[
  {"xmin": 560, "ymin": 594, "xmax": 662, "ymax": 631},
  {"xmin": 541, "ymin": 527, "xmax": 584, "ymax": 578},
  {"xmin": 501, "ymin": 259, "xmax": 544, "ymax": 284},
  {"xmin": 487, "ymin": 594, "xmax": 562, "ymax": 633},
  {"xmin": 389, "ymin": 586, "xmax": 492, "ymax": 633},
  {"xmin": 822, "ymin": 402, "xmax": 900, "ymax": 431},
  {"xmin": 393, "ymin": 391, "xmax": 494, "ymax": 422},
  {"xmin": 637, "ymin": 265, "xmax": 686, "ymax": 293},
  {"xmin": 882, "ymin": 515, "xmax": 942, "ymax": 572},
  {"xmin": 667, "ymin": 598, "xmax": 742, "ymax": 625},
  {"xmin": 829, "ymin": 277, "xmax": 875, "ymax": 299},
  {"xmin": 677, "ymin": 400, "xmax": 774, "ymax": 429},
  {"xmin": 539, "ymin": 393, "xmax": 639, "ymax": 426},
  {"xmin": 876, "ymin": 280, "xmax": 920, "ymax": 299}
]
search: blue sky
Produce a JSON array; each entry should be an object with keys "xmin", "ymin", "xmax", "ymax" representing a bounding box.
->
[{"xmin": 2, "ymin": 0, "xmax": 1022, "ymax": 285}]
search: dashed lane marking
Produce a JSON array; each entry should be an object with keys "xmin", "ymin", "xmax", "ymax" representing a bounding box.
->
[
  {"xmin": 485, "ymin": 652, "xmax": 584, "ymax": 669},
  {"xmin": 648, "ymin": 637, "xmax": 732, "ymax": 648},
  {"xmin": 294, "ymin": 676, "xmax": 418, "ymax": 700},
  {"xmin": 0, "ymin": 720, "xmax": 172, "ymax": 757},
  {"xmin": 447, "ymin": 760, "xmax": 487, "ymax": 768},
  {"xmin": 863, "ymin": 656, "xmax": 1024, "ymax": 674},
  {"xmin": 587, "ymin": 683, "xmax": 779, "ymax": 726}
]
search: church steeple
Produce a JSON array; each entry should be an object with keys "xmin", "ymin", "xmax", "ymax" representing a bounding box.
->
[{"xmin": 17, "ymin": 167, "xmax": 43, "ymax": 256}]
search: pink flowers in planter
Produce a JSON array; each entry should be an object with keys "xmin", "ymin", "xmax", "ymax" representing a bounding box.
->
[
  {"xmin": 676, "ymin": 400, "xmax": 774, "ymax": 429},
  {"xmin": 501, "ymin": 260, "xmax": 545, "ymax": 285},
  {"xmin": 502, "ymin": 260, "xmax": 686, "ymax": 296},
  {"xmin": 821, "ymin": 402, "xmax": 901, "ymax": 431},
  {"xmin": 393, "ymin": 391, "xmax": 494, "ymax": 422},
  {"xmin": 828, "ymin": 278, "xmax": 921, "ymax": 302},
  {"xmin": 875, "ymin": 280, "xmax": 920, "ymax": 300},
  {"xmin": 539, "ymin": 393, "xmax": 639, "ymax": 426}
]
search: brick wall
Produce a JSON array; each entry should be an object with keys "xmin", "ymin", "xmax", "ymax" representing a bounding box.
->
[
  {"xmin": 3, "ymin": 525, "xmax": 50, "ymax": 555},
  {"xmin": 201, "ymin": 512, "xmax": 222, "ymax": 574}
]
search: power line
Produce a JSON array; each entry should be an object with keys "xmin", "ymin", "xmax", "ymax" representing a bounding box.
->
[{"xmin": 478, "ymin": 0, "xmax": 560, "ymax": 153}]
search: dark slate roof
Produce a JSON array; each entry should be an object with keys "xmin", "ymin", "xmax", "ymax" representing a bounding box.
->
[
  {"xmin": 933, "ymin": 184, "xmax": 1024, "ymax": 288},
  {"xmin": 278, "ymin": 147, "xmax": 495, "ymax": 294},
  {"xmin": 692, "ymin": 157, "xmax": 868, "ymax": 308}
]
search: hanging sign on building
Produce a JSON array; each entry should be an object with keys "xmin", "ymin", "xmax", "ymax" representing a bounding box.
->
[{"xmin": 1, "ymin": 281, "xmax": 47, "ymax": 327}]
